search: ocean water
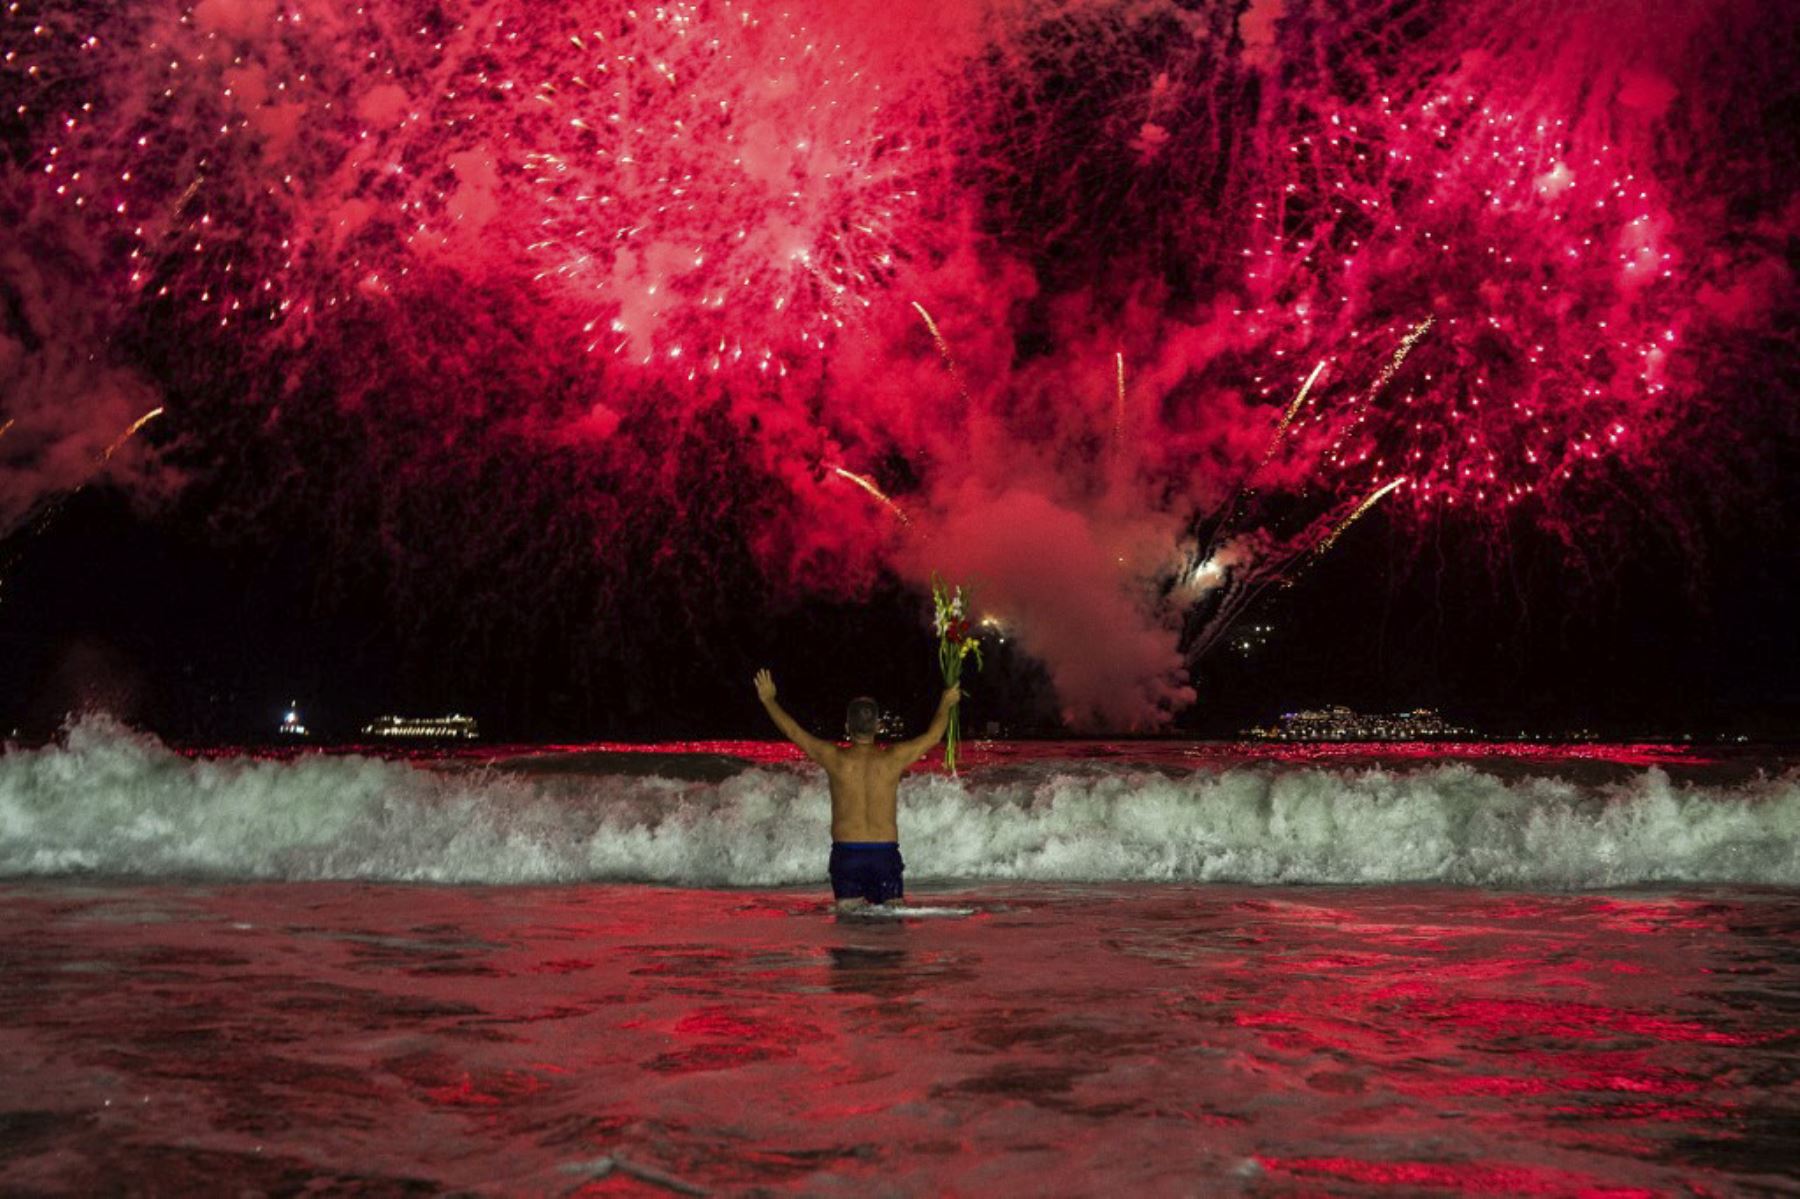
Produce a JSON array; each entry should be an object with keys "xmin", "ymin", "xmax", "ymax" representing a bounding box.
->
[{"xmin": 1, "ymin": 718, "xmax": 1797, "ymax": 1194}]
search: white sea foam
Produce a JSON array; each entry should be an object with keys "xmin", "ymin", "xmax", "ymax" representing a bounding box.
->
[{"xmin": 1, "ymin": 716, "xmax": 1795, "ymax": 887}]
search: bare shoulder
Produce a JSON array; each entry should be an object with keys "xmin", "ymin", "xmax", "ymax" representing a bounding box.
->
[{"xmin": 878, "ymin": 745, "xmax": 914, "ymax": 772}]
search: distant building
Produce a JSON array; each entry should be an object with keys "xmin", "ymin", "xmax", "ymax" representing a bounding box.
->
[
  {"xmin": 1245, "ymin": 705, "xmax": 1472, "ymax": 741},
  {"xmin": 362, "ymin": 714, "xmax": 480, "ymax": 741},
  {"xmin": 278, "ymin": 703, "xmax": 309, "ymax": 737}
]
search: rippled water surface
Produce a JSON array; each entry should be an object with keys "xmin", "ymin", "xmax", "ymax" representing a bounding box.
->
[{"xmin": 2, "ymin": 882, "xmax": 1794, "ymax": 1194}]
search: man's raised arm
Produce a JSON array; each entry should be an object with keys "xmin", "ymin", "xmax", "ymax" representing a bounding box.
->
[
  {"xmin": 754, "ymin": 669, "xmax": 836, "ymax": 764},
  {"xmin": 895, "ymin": 685, "xmax": 962, "ymax": 766}
]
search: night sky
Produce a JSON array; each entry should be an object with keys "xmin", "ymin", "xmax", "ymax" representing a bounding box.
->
[{"xmin": 1, "ymin": 0, "xmax": 1795, "ymax": 742}]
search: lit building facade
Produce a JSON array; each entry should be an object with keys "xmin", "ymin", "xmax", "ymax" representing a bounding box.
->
[
  {"xmin": 361, "ymin": 714, "xmax": 480, "ymax": 740},
  {"xmin": 1246, "ymin": 705, "xmax": 1473, "ymax": 741}
]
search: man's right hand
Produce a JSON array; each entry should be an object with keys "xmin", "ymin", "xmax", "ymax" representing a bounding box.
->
[
  {"xmin": 941, "ymin": 685, "xmax": 962, "ymax": 709},
  {"xmin": 754, "ymin": 669, "xmax": 778, "ymax": 704}
]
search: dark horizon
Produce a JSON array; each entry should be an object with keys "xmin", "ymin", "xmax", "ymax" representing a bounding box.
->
[{"xmin": 3, "ymin": 477, "xmax": 1794, "ymax": 745}]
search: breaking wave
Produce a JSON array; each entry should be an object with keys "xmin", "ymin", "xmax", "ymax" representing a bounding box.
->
[{"xmin": 2, "ymin": 717, "xmax": 1795, "ymax": 887}]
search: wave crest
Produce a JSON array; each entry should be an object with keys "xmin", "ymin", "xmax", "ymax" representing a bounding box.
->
[{"xmin": 2, "ymin": 717, "xmax": 1795, "ymax": 887}]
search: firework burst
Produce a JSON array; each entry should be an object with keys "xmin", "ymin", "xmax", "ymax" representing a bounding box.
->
[
  {"xmin": 2, "ymin": 0, "xmax": 1785, "ymax": 730},
  {"xmin": 13, "ymin": 0, "xmax": 956, "ymax": 379},
  {"xmin": 1239, "ymin": 88, "xmax": 1683, "ymax": 517}
]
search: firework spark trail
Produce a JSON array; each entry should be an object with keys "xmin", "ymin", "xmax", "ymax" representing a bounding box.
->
[
  {"xmin": 1189, "ymin": 476, "xmax": 1404, "ymax": 651},
  {"xmin": 1, "ymin": 407, "xmax": 167, "ymax": 553},
  {"xmin": 99, "ymin": 408, "xmax": 165, "ymax": 463},
  {"xmin": 0, "ymin": 419, "xmax": 13, "ymax": 443},
  {"xmin": 911, "ymin": 301, "xmax": 972, "ymax": 405},
  {"xmin": 1113, "ymin": 350, "xmax": 1126, "ymax": 448},
  {"xmin": 1311, "ymin": 477, "xmax": 1406, "ymax": 560},
  {"xmin": 1262, "ymin": 359, "xmax": 1327, "ymax": 463},
  {"xmin": 831, "ymin": 466, "xmax": 912, "ymax": 526},
  {"xmin": 1206, "ymin": 356, "xmax": 1337, "ymax": 565},
  {"xmin": 1186, "ymin": 324, "xmax": 1424, "ymax": 657},
  {"xmin": 1370, "ymin": 318, "xmax": 1434, "ymax": 404}
]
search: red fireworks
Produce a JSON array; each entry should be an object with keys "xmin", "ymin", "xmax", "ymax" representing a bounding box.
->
[
  {"xmin": 14, "ymin": 0, "xmax": 952, "ymax": 374},
  {"xmin": 1239, "ymin": 88, "xmax": 1685, "ymax": 518},
  {"xmin": 4, "ymin": 0, "xmax": 1784, "ymax": 726}
]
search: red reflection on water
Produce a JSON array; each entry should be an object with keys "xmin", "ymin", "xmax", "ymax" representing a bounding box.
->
[
  {"xmin": 1257, "ymin": 1155, "xmax": 1659, "ymax": 1197},
  {"xmin": 1440, "ymin": 1070, "xmax": 1704, "ymax": 1098},
  {"xmin": 1394, "ymin": 997, "xmax": 1761, "ymax": 1046},
  {"xmin": 419, "ymin": 1069, "xmax": 545, "ymax": 1108},
  {"xmin": 1211, "ymin": 897, "xmax": 1772, "ymax": 1170},
  {"xmin": 673, "ymin": 1009, "xmax": 772, "ymax": 1039},
  {"xmin": 1, "ymin": 882, "xmax": 1791, "ymax": 1194},
  {"xmin": 525, "ymin": 958, "xmax": 598, "ymax": 975},
  {"xmin": 1585, "ymin": 897, "xmax": 1734, "ymax": 933}
]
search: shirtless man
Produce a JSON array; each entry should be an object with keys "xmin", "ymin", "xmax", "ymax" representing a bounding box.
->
[{"xmin": 753, "ymin": 668, "xmax": 960, "ymax": 912}]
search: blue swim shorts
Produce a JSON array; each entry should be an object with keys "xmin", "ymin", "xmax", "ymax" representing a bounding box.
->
[{"xmin": 828, "ymin": 841, "xmax": 905, "ymax": 904}]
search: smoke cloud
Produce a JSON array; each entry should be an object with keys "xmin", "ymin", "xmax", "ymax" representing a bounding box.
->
[{"xmin": 903, "ymin": 483, "xmax": 1194, "ymax": 728}]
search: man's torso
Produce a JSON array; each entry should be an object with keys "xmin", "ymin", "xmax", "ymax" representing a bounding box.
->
[{"xmin": 824, "ymin": 744, "xmax": 905, "ymax": 841}]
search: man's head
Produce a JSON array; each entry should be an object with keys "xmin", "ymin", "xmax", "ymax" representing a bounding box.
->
[{"xmin": 845, "ymin": 696, "xmax": 880, "ymax": 743}]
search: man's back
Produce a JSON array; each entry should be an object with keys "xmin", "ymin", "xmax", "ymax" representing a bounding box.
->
[{"xmin": 823, "ymin": 744, "xmax": 907, "ymax": 842}]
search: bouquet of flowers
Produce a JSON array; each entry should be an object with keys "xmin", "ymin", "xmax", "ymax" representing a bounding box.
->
[{"xmin": 931, "ymin": 573, "xmax": 983, "ymax": 775}]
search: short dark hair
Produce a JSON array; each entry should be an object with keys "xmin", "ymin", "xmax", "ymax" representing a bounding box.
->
[{"xmin": 846, "ymin": 696, "xmax": 880, "ymax": 738}]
